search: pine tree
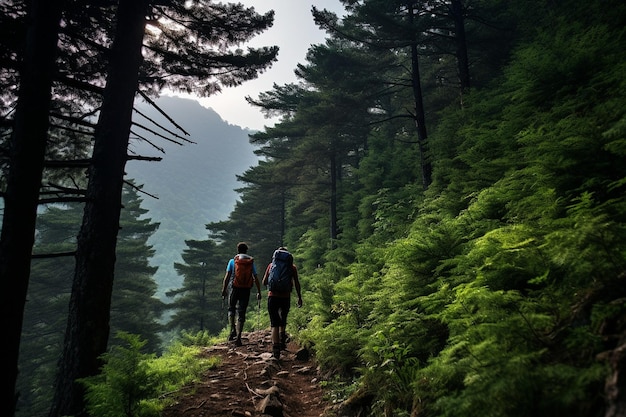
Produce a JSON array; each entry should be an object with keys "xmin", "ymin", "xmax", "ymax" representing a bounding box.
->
[
  {"xmin": 49, "ymin": 2, "xmax": 277, "ymax": 416},
  {"xmin": 313, "ymin": 1, "xmax": 434, "ymax": 188},
  {"xmin": 247, "ymin": 40, "xmax": 375, "ymax": 250},
  {"xmin": 166, "ymin": 239, "xmax": 225, "ymax": 335},
  {"xmin": 0, "ymin": 3, "xmax": 63, "ymax": 413},
  {"xmin": 111, "ymin": 182, "xmax": 163, "ymax": 353},
  {"xmin": 0, "ymin": 2, "xmax": 279, "ymax": 412},
  {"xmin": 18, "ymin": 183, "xmax": 162, "ymax": 417}
]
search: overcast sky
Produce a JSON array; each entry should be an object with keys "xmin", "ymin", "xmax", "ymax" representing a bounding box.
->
[{"xmin": 168, "ymin": 0, "xmax": 344, "ymax": 131}]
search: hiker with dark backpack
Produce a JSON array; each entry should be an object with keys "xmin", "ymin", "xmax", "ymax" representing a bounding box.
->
[
  {"xmin": 221, "ymin": 242, "xmax": 262, "ymax": 346},
  {"xmin": 262, "ymin": 247, "xmax": 302, "ymax": 360}
]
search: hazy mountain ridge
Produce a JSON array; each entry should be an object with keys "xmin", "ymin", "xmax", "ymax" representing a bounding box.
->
[{"xmin": 125, "ymin": 96, "xmax": 259, "ymax": 298}]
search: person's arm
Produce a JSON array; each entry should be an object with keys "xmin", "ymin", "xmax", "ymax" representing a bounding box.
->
[
  {"xmin": 254, "ymin": 273, "xmax": 262, "ymax": 300},
  {"xmin": 222, "ymin": 259, "xmax": 233, "ymax": 297},
  {"xmin": 251, "ymin": 263, "xmax": 261, "ymax": 300},
  {"xmin": 293, "ymin": 266, "xmax": 302, "ymax": 307},
  {"xmin": 261, "ymin": 263, "xmax": 270, "ymax": 286},
  {"xmin": 221, "ymin": 271, "xmax": 231, "ymax": 298}
]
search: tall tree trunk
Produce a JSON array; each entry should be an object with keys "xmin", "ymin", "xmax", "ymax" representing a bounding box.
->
[
  {"xmin": 0, "ymin": 1, "xmax": 62, "ymax": 415},
  {"xmin": 48, "ymin": 1, "xmax": 149, "ymax": 416},
  {"xmin": 604, "ymin": 338, "xmax": 626, "ymax": 417},
  {"xmin": 329, "ymin": 152, "xmax": 338, "ymax": 245},
  {"xmin": 450, "ymin": 0, "xmax": 471, "ymax": 94},
  {"xmin": 408, "ymin": 3, "xmax": 432, "ymax": 190},
  {"xmin": 280, "ymin": 189, "xmax": 286, "ymax": 247}
]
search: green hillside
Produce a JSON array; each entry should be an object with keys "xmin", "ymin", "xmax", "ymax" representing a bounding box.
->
[{"xmin": 125, "ymin": 96, "xmax": 259, "ymax": 298}]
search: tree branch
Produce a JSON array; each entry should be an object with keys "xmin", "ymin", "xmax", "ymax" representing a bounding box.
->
[
  {"xmin": 48, "ymin": 123, "xmax": 95, "ymax": 137},
  {"xmin": 123, "ymin": 180, "xmax": 159, "ymax": 200},
  {"xmin": 129, "ymin": 131, "xmax": 166, "ymax": 154},
  {"xmin": 131, "ymin": 122, "xmax": 188, "ymax": 146},
  {"xmin": 31, "ymin": 251, "xmax": 76, "ymax": 259},
  {"xmin": 134, "ymin": 107, "xmax": 193, "ymax": 143},
  {"xmin": 45, "ymin": 182, "xmax": 87, "ymax": 195},
  {"xmin": 126, "ymin": 155, "xmax": 163, "ymax": 162},
  {"xmin": 137, "ymin": 89, "xmax": 190, "ymax": 136},
  {"xmin": 38, "ymin": 197, "xmax": 89, "ymax": 204},
  {"xmin": 43, "ymin": 159, "xmax": 91, "ymax": 168},
  {"xmin": 50, "ymin": 112, "xmax": 98, "ymax": 129}
]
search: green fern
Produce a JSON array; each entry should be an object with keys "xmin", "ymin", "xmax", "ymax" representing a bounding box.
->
[{"xmin": 80, "ymin": 332, "xmax": 220, "ymax": 417}]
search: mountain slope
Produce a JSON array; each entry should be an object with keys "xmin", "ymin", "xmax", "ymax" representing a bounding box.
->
[{"xmin": 125, "ymin": 96, "xmax": 259, "ymax": 298}]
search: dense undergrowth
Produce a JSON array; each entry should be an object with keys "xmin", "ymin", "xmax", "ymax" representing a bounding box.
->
[
  {"xmin": 80, "ymin": 332, "xmax": 221, "ymax": 417},
  {"xmin": 275, "ymin": 2, "xmax": 626, "ymax": 416}
]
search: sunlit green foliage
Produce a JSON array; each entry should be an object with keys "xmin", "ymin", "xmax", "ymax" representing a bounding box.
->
[
  {"xmin": 209, "ymin": 1, "xmax": 626, "ymax": 416},
  {"xmin": 80, "ymin": 332, "xmax": 220, "ymax": 417},
  {"xmin": 176, "ymin": 330, "xmax": 223, "ymax": 347}
]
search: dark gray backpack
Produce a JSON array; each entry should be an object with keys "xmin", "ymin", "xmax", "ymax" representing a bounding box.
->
[{"xmin": 267, "ymin": 249, "xmax": 293, "ymax": 292}]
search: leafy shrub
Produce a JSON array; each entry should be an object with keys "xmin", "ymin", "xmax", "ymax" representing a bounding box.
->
[{"xmin": 80, "ymin": 332, "xmax": 220, "ymax": 417}]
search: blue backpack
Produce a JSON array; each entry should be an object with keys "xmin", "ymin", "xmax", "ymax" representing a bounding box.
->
[{"xmin": 267, "ymin": 249, "xmax": 293, "ymax": 293}]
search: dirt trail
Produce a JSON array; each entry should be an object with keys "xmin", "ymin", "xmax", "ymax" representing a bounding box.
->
[{"xmin": 162, "ymin": 329, "xmax": 333, "ymax": 417}]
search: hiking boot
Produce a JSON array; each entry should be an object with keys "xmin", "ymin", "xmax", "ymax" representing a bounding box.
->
[
  {"xmin": 272, "ymin": 345, "xmax": 281, "ymax": 360},
  {"xmin": 280, "ymin": 333, "xmax": 288, "ymax": 350},
  {"xmin": 228, "ymin": 316, "xmax": 236, "ymax": 340},
  {"xmin": 235, "ymin": 337, "xmax": 242, "ymax": 346}
]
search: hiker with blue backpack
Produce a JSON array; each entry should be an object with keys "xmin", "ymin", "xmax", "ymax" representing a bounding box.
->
[
  {"xmin": 262, "ymin": 247, "xmax": 302, "ymax": 360},
  {"xmin": 221, "ymin": 242, "xmax": 262, "ymax": 346}
]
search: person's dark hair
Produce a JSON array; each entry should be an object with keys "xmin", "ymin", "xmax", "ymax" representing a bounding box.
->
[
  {"xmin": 237, "ymin": 242, "xmax": 248, "ymax": 253},
  {"xmin": 278, "ymin": 246, "xmax": 287, "ymax": 251}
]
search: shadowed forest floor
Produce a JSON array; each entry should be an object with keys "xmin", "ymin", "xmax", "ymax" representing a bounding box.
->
[{"xmin": 162, "ymin": 329, "xmax": 335, "ymax": 417}]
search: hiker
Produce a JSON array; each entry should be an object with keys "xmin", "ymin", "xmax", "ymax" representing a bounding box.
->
[
  {"xmin": 221, "ymin": 242, "xmax": 262, "ymax": 346},
  {"xmin": 262, "ymin": 247, "xmax": 302, "ymax": 360}
]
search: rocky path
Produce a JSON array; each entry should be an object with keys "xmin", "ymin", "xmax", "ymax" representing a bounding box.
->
[{"xmin": 162, "ymin": 330, "xmax": 333, "ymax": 417}]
